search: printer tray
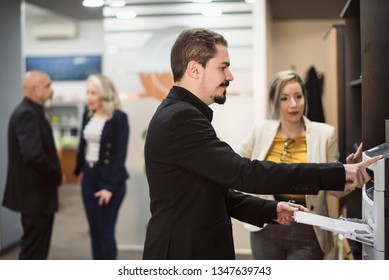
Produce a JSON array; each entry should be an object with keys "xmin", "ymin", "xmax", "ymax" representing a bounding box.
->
[{"xmin": 294, "ymin": 211, "xmax": 373, "ymax": 246}]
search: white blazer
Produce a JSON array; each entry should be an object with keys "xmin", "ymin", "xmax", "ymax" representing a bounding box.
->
[{"xmin": 237, "ymin": 116, "xmax": 347, "ymax": 255}]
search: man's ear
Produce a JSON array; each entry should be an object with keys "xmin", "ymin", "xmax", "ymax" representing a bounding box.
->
[
  {"xmin": 187, "ymin": 60, "xmax": 200, "ymax": 79},
  {"xmin": 30, "ymin": 85, "xmax": 37, "ymax": 97}
]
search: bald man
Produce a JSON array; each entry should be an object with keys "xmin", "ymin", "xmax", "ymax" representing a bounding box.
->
[{"xmin": 2, "ymin": 71, "xmax": 62, "ymax": 259}]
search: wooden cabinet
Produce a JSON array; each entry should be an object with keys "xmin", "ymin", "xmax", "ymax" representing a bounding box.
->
[
  {"xmin": 359, "ymin": 0, "xmax": 389, "ymax": 149},
  {"xmin": 342, "ymin": 0, "xmax": 362, "ymax": 159},
  {"xmin": 324, "ymin": 24, "xmax": 346, "ymax": 164},
  {"xmin": 323, "ymin": 24, "xmax": 346, "ymax": 219},
  {"xmin": 342, "ymin": 0, "xmax": 389, "ymax": 157},
  {"xmin": 341, "ymin": 0, "xmax": 389, "ymax": 218},
  {"xmin": 58, "ymin": 149, "xmax": 79, "ymax": 183},
  {"xmin": 341, "ymin": 0, "xmax": 363, "ymax": 219}
]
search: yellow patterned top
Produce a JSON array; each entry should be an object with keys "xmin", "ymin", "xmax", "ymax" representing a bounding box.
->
[{"xmin": 266, "ymin": 135, "xmax": 307, "ymax": 199}]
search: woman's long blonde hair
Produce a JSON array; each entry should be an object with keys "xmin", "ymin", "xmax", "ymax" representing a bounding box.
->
[{"xmin": 87, "ymin": 74, "xmax": 121, "ymax": 119}]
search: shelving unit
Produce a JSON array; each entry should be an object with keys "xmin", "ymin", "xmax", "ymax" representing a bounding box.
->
[
  {"xmin": 341, "ymin": 0, "xmax": 389, "ymax": 219},
  {"xmin": 359, "ymin": 0, "xmax": 389, "ymax": 149},
  {"xmin": 46, "ymin": 101, "xmax": 85, "ymax": 183},
  {"xmin": 341, "ymin": 0, "xmax": 361, "ymax": 159},
  {"xmin": 46, "ymin": 101, "xmax": 84, "ymax": 148}
]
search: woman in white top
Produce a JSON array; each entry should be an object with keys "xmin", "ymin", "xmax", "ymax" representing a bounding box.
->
[
  {"xmin": 74, "ymin": 74, "xmax": 130, "ymax": 259},
  {"xmin": 237, "ymin": 70, "xmax": 361, "ymax": 259}
]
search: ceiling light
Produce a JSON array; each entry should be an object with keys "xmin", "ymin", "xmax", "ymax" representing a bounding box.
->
[
  {"xmin": 245, "ymin": 0, "xmax": 255, "ymax": 3},
  {"xmin": 82, "ymin": 0, "xmax": 104, "ymax": 7},
  {"xmin": 116, "ymin": 10, "xmax": 137, "ymax": 19},
  {"xmin": 193, "ymin": 0, "xmax": 212, "ymax": 3}
]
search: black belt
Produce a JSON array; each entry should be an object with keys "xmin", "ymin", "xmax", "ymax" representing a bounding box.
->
[{"xmin": 274, "ymin": 195, "xmax": 306, "ymax": 207}]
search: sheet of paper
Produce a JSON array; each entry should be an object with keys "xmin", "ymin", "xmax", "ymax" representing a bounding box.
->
[{"xmin": 294, "ymin": 211, "xmax": 372, "ymax": 235}]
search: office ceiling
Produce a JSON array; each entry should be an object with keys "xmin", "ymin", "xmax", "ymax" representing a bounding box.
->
[
  {"xmin": 25, "ymin": 0, "xmax": 348, "ymax": 21},
  {"xmin": 25, "ymin": 0, "xmax": 103, "ymax": 20}
]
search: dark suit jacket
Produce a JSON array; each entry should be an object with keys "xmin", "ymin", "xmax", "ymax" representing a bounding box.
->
[
  {"xmin": 74, "ymin": 109, "xmax": 129, "ymax": 193},
  {"xmin": 3, "ymin": 98, "xmax": 62, "ymax": 214},
  {"xmin": 143, "ymin": 86, "xmax": 345, "ymax": 260}
]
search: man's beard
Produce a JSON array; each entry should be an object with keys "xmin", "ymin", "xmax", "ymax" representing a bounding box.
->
[
  {"xmin": 213, "ymin": 80, "xmax": 229, "ymax": 104},
  {"xmin": 214, "ymin": 90, "xmax": 226, "ymax": 104}
]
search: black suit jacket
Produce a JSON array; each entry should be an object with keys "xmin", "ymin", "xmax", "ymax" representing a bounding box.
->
[
  {"xmin": 3, "ymin": 98, "xmax": 62, "ymax": 214},
  {"xmin": 143, "ymin": 86, "xmax": 345, "ymax": 260},
  {"xmin": 74, "ymin": 109, "xmax": 129, "ymax": 193}
]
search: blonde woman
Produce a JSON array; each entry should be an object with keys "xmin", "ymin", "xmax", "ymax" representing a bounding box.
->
[
  {"xmin": 237, "ymin": 70, "xmax": 360, "ymax": 259},
  {"xmin": 74, "ymin": 74, "xmax": 129, "ymax": 259}
]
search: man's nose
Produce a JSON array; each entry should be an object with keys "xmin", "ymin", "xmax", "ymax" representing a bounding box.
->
[{"xmin": 226, "ymin": 69, "xmax": 234, "ymax": 81}]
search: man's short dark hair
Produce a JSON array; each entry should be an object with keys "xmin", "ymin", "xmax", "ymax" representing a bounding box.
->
[{"xmin": 170, "ymin": 28, "xmax": 228, "ymax": 82}]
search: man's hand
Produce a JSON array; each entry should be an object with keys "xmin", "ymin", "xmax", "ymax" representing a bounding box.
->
[
  {"xmin": 346, "ymin": 142, "xmax": 363, "ymax": 164},
  {"xmin": 275, "ymin": 201, "xmax": 309, "ymax": 225},
  {"xmin": 344, "ymin": 155, "xmax": 382, "ymax": 191}
]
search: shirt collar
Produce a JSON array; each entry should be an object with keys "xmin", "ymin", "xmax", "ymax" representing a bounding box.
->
[{"xmin": 167, "ymin": 86, "xmax": 213, "ymax": 122}]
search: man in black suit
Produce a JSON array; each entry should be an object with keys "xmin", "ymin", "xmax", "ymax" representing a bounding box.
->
[
  {"xmin": 2, "ymin": 70, "xmax": 63, "ymax": 259},
  {"xmin": 143, "ymin": 28, "xmax": 378, "ymax": 260}
]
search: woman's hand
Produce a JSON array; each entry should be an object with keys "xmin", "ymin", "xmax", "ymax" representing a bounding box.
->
[
  {"xmin": 346, "ymin": 142, "xmax": 363, "ymax": 164},
  {"xmin": 94, "ymin": 189, "xmax": 113, "ymax": 206}
]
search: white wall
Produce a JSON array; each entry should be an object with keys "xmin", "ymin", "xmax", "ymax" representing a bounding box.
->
[
  {"xmin": 271, "ymin": 19, "xmax": 344, "ymax": 80},
  {"xmin": 269, "ymin": 18, "xmax": 344, "ymax": 142},
  {"xmin": 24, "ymin": 6, "xmax": 104, "ymax": 102}
]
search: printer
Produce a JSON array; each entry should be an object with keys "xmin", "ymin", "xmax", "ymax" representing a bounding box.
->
[
  {"xmin": 360, "ymin": 142, "xmax": 389, "ymax": 259},
  {"xmin": 295, "ymin": 142, "xmax": 389, "ymax": 260}
]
